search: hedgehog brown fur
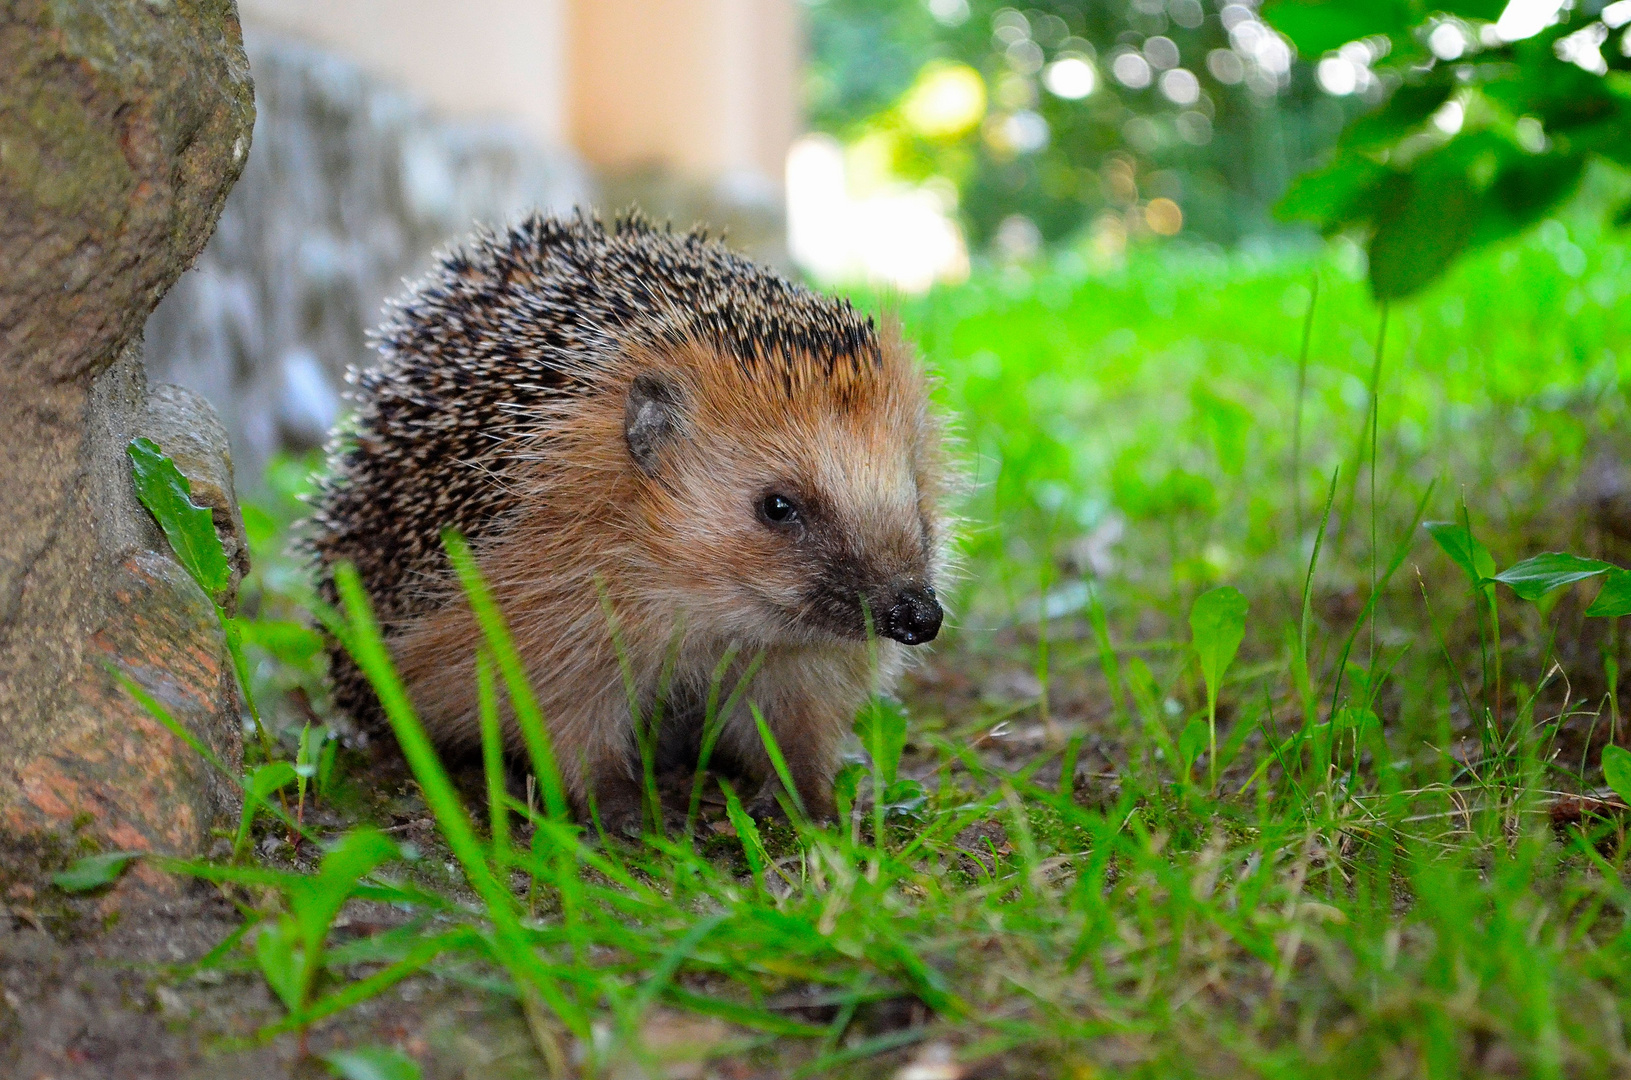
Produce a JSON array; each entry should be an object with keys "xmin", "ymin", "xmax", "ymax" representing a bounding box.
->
[{"xmin": 307, "ymin": 211, "xmax": 954, "ymax": 832}]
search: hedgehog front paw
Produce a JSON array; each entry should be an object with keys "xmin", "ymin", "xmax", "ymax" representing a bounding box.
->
[
  {"xmin": 745, "ymin": 778, "xmax": 789, "ymax": 823},
  {"xmin": 598, "ymin": 800, "xmax": 645, "ymax": 839},
  {"xmin": 588, "ymin": 770, "xmax": 647, "ymax": 839},
  {"xmin": 746, "ymin": 778, "xmax": 836, "ymax": 825}
]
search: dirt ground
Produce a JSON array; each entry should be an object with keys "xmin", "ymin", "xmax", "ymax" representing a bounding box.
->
[
  {"xmin": 1, "ymin": 862, "xmax": 571, "ymax": 1080},
  {"xmin": 0, "ymin": 717, "xmax": 996, "ymax": 1080}
]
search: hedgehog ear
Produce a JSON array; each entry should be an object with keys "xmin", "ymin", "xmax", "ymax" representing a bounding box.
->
[{"xmin": 625, "ymin": 373, "xmax": 685, "ymax": 475}]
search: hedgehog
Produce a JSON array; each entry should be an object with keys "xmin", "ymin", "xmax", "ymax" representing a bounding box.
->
[{"xmin": 307, "ymin": 211, "xmax": 954, "ymax": 834}]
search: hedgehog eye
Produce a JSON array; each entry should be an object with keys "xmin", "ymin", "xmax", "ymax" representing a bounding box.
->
[{"xmin": 758, "ymin": 493, "xmax": 800, "ymax": 527}]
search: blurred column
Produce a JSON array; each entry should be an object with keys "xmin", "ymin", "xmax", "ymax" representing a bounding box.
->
[{"xmin": 568, "ymin": 0, "xmax": 799, "ymax": 260}]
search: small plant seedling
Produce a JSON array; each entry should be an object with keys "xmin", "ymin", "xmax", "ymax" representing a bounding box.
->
[
  {"xmin": 236, "ymin": 761, "xmax": 298, "ymax": 860},
  {"xmin": 1603, "ymin": 746, "xmax": 1631, "ymax": 807},
  {"xmin": 1491, "ymin": 553, "xmax": 1631, "ymax": 618},
  {"xmin": 853, "ymin": 696, "xmax": 927, "ymax": 818},
  {"xmin": 127, "ymin": 437, "xmax": 274, "ymax": 762},
  {"xmin": 252, "ymin": 829, "xmax": 403, "ymax": 1021},
  {"xmin": 719, "ymin": 778, "xmax": 769, "ymax": 887},
  {"xmin": 52, "ymin": 851, "xmax": 141, "ymax": 892},
  {"xmin": 295, "ymin": 721, "xmax": 339, "ymax": 825},
  {"xmin": 1424, "ymin": 520, "xmax": 1497, "ymax": 590},
  {"xmin": 1178, "ymin": 715, "xmax": 1210, "ymax": 783},
  {"xmin": 1190, "ymin": 585, "xmax": 1248, "ymax": 790},
  {"xmin": 855, "ymin": 696, "xmax": 909, "ymax": 788},
  {"xmin": 323, "ymin": 1044, "xmax": 423, "ymax": 1080},
  {"xmin": 127, "ymin": 436, "xmax": 232, "ymax": 600}
]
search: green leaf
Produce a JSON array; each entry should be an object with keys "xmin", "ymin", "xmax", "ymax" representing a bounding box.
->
[
  {"xmin": 1603, "ymin": 746, "xmax": 1631, "ymax": 806},
  {"xmin": 1423, "ymin": 521, "xmax": 1497, "ymax": 587},
  {"xmin": 1492, "ymin": 552, "xmax": 1618, "ymax": 601},
  {"xmin": 296, "ymin": 721, "xmax": 319, "ymax": 782},
  {"xmin": 1482, "ymin": 52, "xmax": 1619, "ymax": 133},
  {"xmin": 235, "ymin": 762, "xmax": 297, "ymax": 859},
  {"xmin": 235, "ymin": 617, "xmax": 325, "ymax": 666},
  {"xmin": 1474, "ymin": 152, "xmax": 1587, "ymax": 248},
  {"xmin": 317, "ymin": 734, "xmax": 340, "ymax": 799},
  {"xmin": 882, "ymin": 777, "xmax": 929, "ymax": 820},
  {"xmin": 254, "ymin": 915, "xmax": 307, "ymax": 1012},
  {"xmin": 52, "ymin": 851, "xmax": 140, "ymax": 892},
  {"xmin": 1440, "ymin": 0, "xmax": 1506, "ymax": 17},
  {"xmin": 833, "ymin": 761, "xmax": 864, "ymax": 814},
  {"xmin": 1276, "ymin": 154, "xmax": 1390, "ymax": 232},
  {"xmin": 1190, "ymin": 586, "xmax": 1248, "ymax": 706},
  {"xmin": 1368, "ymin": 164, "xmax": 1480, "ymax": 300},
  {"xmin": 1261, "ymin": 0, "xmax": 1418, "ymax": 54},
  {"xmin": 1178, "ymin": 716, "xmax": 1210, "ymax": 769},
  {"xmin": 1588, "ymin": 569, "xmax": 1631, "ymax": 617},
  {"xmin": 323, "ymin": 1046, "xmax": 423, "ymax": 1080},
  {"xmin": 1364, "ymin": 132, "xmax": 1573, "ymax": 299},
  {"xmin": 1344, "ymin": 76, "xmax": 1455, "ymax": 150},
  {"xmin": 126, "ymin": 437, "xmax": 231, "ymax": 598},
  {"xmin": 719, "ymin": 779, "xmax": 767, "ymax": 883},
  {"xmin": 854, "ymin": 696, "xmax": 910, "ymax": 785},
  {"xmin": 291, "ymin": 829, "xmax": 403, "ymax": 954}
]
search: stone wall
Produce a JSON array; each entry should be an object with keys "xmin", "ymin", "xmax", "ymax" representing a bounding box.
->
[{"xmin": 143, "ymin": 32, "xmax": 592, "ymax": 479}]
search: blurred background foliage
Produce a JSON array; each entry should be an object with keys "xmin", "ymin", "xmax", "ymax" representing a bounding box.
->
[
  {"xmin": 803, "ymin": 0, "xmax": 1631, "ymax": 290},
  {"xmin": 1272, "ymin": 0, "xmax": 1631, "ymax": 296},
  {"xmin": 805, "ymin": 0, "xmax": 1355, "ymax": 249}
]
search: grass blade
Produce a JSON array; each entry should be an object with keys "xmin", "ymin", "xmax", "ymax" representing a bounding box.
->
[
  {"xmin": 441, "ymin": 531, "xmax": 568, "ymax": 823},
  {"xmin": 476, "ymin": 648, "xmax": 510, "ymax": 864},
  {"xmin": 328, "ymin": 561, "xmax": 588, "ymax": 1041}
]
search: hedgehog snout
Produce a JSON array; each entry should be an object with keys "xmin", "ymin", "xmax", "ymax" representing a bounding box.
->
[{"xmin": 880, "ymin": 584, "xmax": 942, "ymax": 646}]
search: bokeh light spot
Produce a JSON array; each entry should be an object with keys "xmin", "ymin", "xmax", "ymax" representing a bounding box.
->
[
  {"xmin": 1515, "ymin": 115, "xmax": 1547, "ymax": 152},
  {"xmin": 1044, "ymin": 56, "xmax": 1097, "ymax": 99},
  {"xmin": 1112, "ymin": 51, "xmax": 1153, "ymax": 89},
  {"xmin": 926, "ymin": 0, "xmax": 970, "ymax": 27},
  {"xmin": 1207, "ymin": 48, "xmax": 1244, "ymax": 84},
  {"xmin": 1176, "ymin": 110, "xmax": 1212, "ymax": 145},
  {"xmin": 1170, "ymin": 0, "xmax": 1205, "ymax": 30},
  {"xmin": 902, "ymin": 62, "xmax": 987, "ymax": 138},
  {"xmin": 1317, "ymin": 56, "xmax": 1358, "ymax": 95},
  {"xmin": 1007, "ymin": 38, "xmax": 1045, "ymax": 75},
  {"xmin": 1428, "ymin": 20, "xmax": 1468, "ymax": 60},
  {"xmin": 1495, "ymin": 0, "xmax": 1566, "ymax": 43},
  {"xmin": 997, "ymin": 110, "xmax": 1050, "ymax": 153},
  {"xmin": 1432, "ymin": 98, "xmax": 1464, "ymax": 134},
  {"xmin": 1159, "ymin": 67, "xmax": 1199, "ymax": 105},
  {"xmin": 1145, "ymin": 197, "xmax": 1183, "ymax": 235},
  {"xmin": 1144, "ymin": 35, "xmax": 1181, "ymax": 70}
]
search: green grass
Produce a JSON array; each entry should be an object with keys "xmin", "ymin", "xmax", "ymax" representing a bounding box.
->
[{"xmin": 88, "ymin": 209, "xmax": 1631, "ymax": 1078}]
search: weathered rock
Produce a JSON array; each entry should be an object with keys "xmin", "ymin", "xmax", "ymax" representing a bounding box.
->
[{"xmin": 0, "ymin": 1, "xmax": 254, "ymax": 887}]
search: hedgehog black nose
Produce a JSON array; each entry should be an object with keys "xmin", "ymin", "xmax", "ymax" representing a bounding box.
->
[{"xmin": 882, "ymin": 585, "xmax": 942, "ymax": 646}]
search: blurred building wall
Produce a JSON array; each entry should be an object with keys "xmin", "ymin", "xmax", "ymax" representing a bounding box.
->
[
  {"xmin": 236, "ymin": 0, "xmax": 571, "ymax": 149},
  {"xmin": 236, "ymin": 0, "xmax": 800, "ymax": 197},
  {"xmin": 568, "ymin": 0, "xmax": 799, "ymax": 193}
]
